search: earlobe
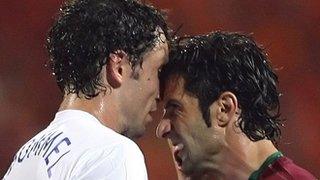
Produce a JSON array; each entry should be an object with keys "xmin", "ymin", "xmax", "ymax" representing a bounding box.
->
[
  {"xmin": 216, "ymin": 92, "xmax": 238, "ymax": 127},
  {"xmin": 106, "ymin": 51, "xmax": 126, "ymax": 88}
]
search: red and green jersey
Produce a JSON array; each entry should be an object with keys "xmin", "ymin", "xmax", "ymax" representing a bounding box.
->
[{"xmin": 249, "ymin": 152, "xmax": 316, "ymax": 180}]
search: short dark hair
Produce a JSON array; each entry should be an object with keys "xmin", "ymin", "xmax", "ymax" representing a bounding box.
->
[
  {"xmin": 47, "ymin": 0, "xmax": 170, "ymax": 98},
  {"xmin": 161, "ymin": 31, "xmax": 282, "ymax": 142}
]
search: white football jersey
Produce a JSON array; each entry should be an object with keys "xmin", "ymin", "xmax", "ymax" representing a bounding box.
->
[{"xmin": 3, "ymin": 110, "xmax": 148, "ymax": 180}]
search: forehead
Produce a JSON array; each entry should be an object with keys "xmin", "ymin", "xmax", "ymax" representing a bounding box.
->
[
  {"xmin": 164, "ymin": 75, "xmax": 184, "ymax": 97},
  {"xmin": 141, "ymin": 32, "xmax": 169, "ymax": 66},
  {"xmin": 163, "ymin": 75, "xmax": 193, "ymax": 103},
  {"xmin": 163, "ymin": 75, "xmax": 202, "ymax": 114}
]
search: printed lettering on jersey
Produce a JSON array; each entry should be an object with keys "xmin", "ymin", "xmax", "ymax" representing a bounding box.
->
[{"xmin": 5, "ymin": 131, "xmax": 72, "ymax": 178}]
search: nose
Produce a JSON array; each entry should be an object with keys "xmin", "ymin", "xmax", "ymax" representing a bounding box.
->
[
  {"xmin": 155, "ymin": 95, "xmax": 160, "ymax": 104},
  {"xmin": 156, "ymin": 115, "xmax": 171, "ymax": 138},
  {"xmin": 155, "ymin": 91, "xmax": 161, "ymax": 102},
  {"xmin": 151, "ymin": 92, "xmax": 161, "ymax": 112}
]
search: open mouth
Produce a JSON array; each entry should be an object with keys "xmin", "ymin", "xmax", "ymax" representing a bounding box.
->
[
  {"xmin": 173, "ymin": 143, "xmax": 184, "ymax": 169},
  {"xmin": 174, "ymin": 152, "xmax": 183, "ymax": 168}
]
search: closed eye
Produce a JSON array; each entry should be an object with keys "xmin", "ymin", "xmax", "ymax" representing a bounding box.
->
[{"xmin": 164, "ymin": 100, "xmax": 182, "ymax": 119}]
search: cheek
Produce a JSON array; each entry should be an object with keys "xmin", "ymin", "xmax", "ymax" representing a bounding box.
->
[
  {"xmin": 145, "ymin": 75, "xmax": 159, "ymax": 96},
  {"xmin": 175, "ymin": 122, "xmax": 195, "ymax": 146},
  {"xmin": 181, "ymin": 121, "xmax": 206, "ymax": 150},
  {"xmin": 147, "ymin": 73, "xmax": 159, "ymax": 87}
]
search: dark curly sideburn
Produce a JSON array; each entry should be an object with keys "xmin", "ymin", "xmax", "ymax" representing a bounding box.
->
[
  {"xmin": 46, "ymin": 0, "xmax": 170, "ymax": 98},
  {"xmin": 161, "ymin": 31, "xmax": 283, "ymax": 142}
]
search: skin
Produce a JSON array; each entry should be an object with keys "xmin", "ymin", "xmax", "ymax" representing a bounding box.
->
[
  {"xmin": 60, "ymin": 32, "xmax": 169, "ymax": 139},
  {"xmin": 156, "ymin": 75, "xmax": 277, "ymax": 180}
]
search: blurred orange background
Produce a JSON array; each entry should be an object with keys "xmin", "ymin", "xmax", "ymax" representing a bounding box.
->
[{"xmin": 0, "ymin": 0, "xmax": 319, "ymax": 178}]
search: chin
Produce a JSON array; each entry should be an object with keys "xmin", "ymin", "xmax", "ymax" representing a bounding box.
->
[
  {"xmin": 181, "ymin": 159, "xmax": 202, "ymax": 176},
  {"xmin": 127, "ymin": 126, "xmax": 146, "ymax": 139},
  {"xmin": 181, "ymin": 164, "xmax": 194, "ymax": 176}
]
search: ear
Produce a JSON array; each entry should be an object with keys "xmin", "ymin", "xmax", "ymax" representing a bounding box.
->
[
  {"xmin": 106, "ymin": 51, "xmax": 127, "ymax": 88},
  {"xmin": 215, "ymin": 92, "xmax": 238, "ymax": 127}
]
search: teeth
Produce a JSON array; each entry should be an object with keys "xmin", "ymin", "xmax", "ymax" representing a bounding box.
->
[{"xmin": 173, "ymin": 143, "xmax": 184, "ymax": 151}]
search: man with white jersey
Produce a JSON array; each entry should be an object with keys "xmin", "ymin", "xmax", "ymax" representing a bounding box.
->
[{"xmin": 3, "ymin": 0, "xmax": 169, "ymax": 179}]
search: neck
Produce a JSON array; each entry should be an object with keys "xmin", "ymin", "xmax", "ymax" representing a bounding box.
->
[
  {"xmin": 204, "ymin": 135, "xmax": 278, "ymax": 180},
  {"xmin": 59, "ymin": 93, "xmax": 124, "ymax": 133}
]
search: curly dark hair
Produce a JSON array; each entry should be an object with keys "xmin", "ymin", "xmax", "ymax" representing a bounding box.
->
[
  {"xmin": 46, "ymin": 0, "xmax": 170, "ymax": 98},
  {"xmin": 161, "ymin": 31, "xmax": 282, "ymax": 142}
]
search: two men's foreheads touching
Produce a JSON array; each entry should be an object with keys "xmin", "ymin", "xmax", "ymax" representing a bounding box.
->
[{"xmin": 3, "ymin": 0, "xmax": 316, "ymax": 180}]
